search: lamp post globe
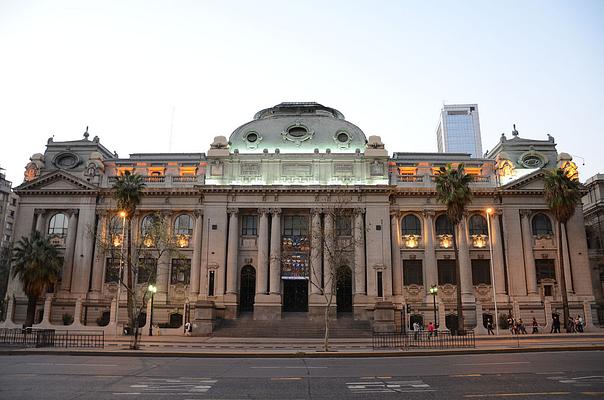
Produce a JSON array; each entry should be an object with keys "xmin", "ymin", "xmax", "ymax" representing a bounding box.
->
[{"xmin": 148, "ymin": 284, "xmax": 157, "ymax": 336}]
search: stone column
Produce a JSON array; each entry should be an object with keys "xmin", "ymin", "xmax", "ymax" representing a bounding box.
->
[
  {"xmin": 61, "ymin": 210, "xmax": 79, "ymax": 291},
  {"xmin": 72, "ymin": 206, "xmax": 97, "ymax": 294},
  {"xmin": 490, "ymin": 210, "xmax": 507, "ymax": 296},
  {"xmin": 189, "ymin": 212, "xmax": 203, "ymax": 297},
  {"xmin": 34, "ymin": 209, "xmax": 46, "ymax": 236},
  {"xmin": 225, "ymin": 209, "xmax": 239, "ymax": 295},
  {"xmin": 560, "ymin": 223, "xmax": 574, "ymax": 294},
  {"xmin": 390, "ymin": 211, "xmax": 403, "ymax": 296},
  {"xmin": 457, "ymin": 217, "xmax": 473, "ymax": 297},
  {"xmin": 354, "ymin": 209, "xmax": 366, "ymax": 295},
  {"xmin": 520, "ymin": 210, "xmax": 538, "ymax": 295},
  {"xmin": 90, "ymin": 213, "xmax": 107, "ymax": 294},
  {"xmin": 156, "ymin": 247, "xmax": 170, "ymax": 298},
  {"xmin": 269, "ymin": 208, "xmax": 282, "ymax": 295},
  {"xmin": 423, "ymin": 210, "xmax": 437, "ymax": 289},
  {"xmin": 310, "ymin": 209, "xmax": 322, "ymax": 295},
  {"xmin": 323, "ymin": 211, "xmax": 335, "ymax": 297},
  {"xmin": 256, "ymin": 209, "xmax": 269, "ymax": 295}
]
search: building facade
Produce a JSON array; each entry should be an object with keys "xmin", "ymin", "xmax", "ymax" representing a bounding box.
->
[
  {"xmin": 0, "ymin": 170, "xmax": 18, "ymax": 250},
  {"xmin": 436, "ymin": 104, "xmax": 483, "ymax": 157},
  {"xmin": 582, "ymin": 174, "xmax": 604, "ymax": 325},
  {"xmin": 1, "ymin": 102, "xmax": 597, "ymax": 333}
]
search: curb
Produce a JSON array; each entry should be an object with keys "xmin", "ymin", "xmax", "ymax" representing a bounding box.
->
[{"xmin": 1, "ymin": 345, "xmax": 603, "ymax": 358}]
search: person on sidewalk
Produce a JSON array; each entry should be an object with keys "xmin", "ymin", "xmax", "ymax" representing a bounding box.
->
[
  {"xmin": 531, "ymin": 317, "xmax": 539, "ymax": 334},
  {"xmin": 427, "ymin": 322, "xmax": 434, "ymax": 339},
  {"xmin": 184, "ymin": 321, "xmax": 192, "ymax": 336},
  {"xmin": 487, "ymin": 318, "xmax": 495, "ymax": 335},
  {"xmin": 551, "ymin": 313, "xmax": 561, "ymax": 333},
  {"xmin": 577, "ymin": 315, "xmax": 584, "ymax": 333},
  {"xmin": 518, "ymin": 319, "xmax": 528, "ymax": 334}
]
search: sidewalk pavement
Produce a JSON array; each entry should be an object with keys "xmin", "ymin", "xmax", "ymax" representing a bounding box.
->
[{"xmin": 2, "ymin": 331, "xmax": 604, "ymax": 358}]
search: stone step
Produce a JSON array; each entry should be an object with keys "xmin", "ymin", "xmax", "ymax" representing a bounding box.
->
[{"xmin": 212, "ymin": 313, "xmax": 372, "ymax": 338}]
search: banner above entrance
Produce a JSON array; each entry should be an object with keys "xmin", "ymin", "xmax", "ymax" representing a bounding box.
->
[{"xmin": 282, "ymin": 236, "xmax": 309, "ymax": 280}]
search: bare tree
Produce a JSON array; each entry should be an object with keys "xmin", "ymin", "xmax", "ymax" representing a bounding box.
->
[
  {"xmin": 306, "ymin": 194, "xmax": 359, "ymax": 352},
  {"xmin": 98, "ymin": 212, "xmax": 182, "ymax": 349}
]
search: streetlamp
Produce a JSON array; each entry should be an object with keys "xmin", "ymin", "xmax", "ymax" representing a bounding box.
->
[
  {"xmin": 148, "ymin": 284, "xmax": 157, "ymax": 336},
  {"xmin": 486, "ymin": 208, "xmax": 500, "ymax": 335},
  {"xmin": 429, "ymin": 285, "xmax": 438, "ymax": 329},
  {"xmin": 115, "ymin": 210, "xmax": 127, "ymax": 337}
]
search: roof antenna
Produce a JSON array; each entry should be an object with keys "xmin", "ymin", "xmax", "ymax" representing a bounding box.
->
[
  {"xmin": 168, "ymin": 107, "xmax": 175, "ymax": 152},
  {"xmin": 571, "ymin": 154, "xmax": 586, "ymax": 166}
]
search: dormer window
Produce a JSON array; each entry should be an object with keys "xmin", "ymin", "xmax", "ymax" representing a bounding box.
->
[{"xmin": 281, "ymin": 122, "xmax": 314, "ymax": 146}]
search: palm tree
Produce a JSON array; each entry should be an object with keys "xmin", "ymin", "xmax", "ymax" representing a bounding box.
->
[
  {"xmin": 113, "ymin": 172, "xmax": 145, "ymax": 345},
  {"xmin": 543, "ymin": 168, "xmax": 581, "ymax": 331},
  {"xmin": 435, "ymin": 164, "xmax": 473, "ymax": 334},
  {"xmin": 12, "ymin": 231, "xmax": 62, "ymax": 327}
]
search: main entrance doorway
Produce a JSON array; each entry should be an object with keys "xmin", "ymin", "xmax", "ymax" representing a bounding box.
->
[
  {"xmin": 283, "ymin": 280, "xmax": 308, "ymax": 312},
  {"xmin": 239, "ymin": 265, "xmax": 255, "ymax": 312},
  {"xmin": 336, "ymin": 266, "xmax": 353, "ymax": 313}
]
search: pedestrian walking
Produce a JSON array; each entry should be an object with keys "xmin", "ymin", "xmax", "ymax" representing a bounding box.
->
[
  {"xmin": 184, "ymin": 321, "xmax": 192, "ymax": 336},
  {"xmin": 427, "ymin": 322, "xmax": 434, "ymax": 339},
  {"xmin": 577, "ymin": 315, "xmax": 584, "ymax": 333},
  {"xmin": 531, "ymin": 317, "xmax": 539, "ymax": 334},
  {"xmin": 413, "ymin": 321, "xmax": 420, "ymax": 340},
  {"xmin": 487, "ymin": 318, "xmax": 495, "ymax": 335}
]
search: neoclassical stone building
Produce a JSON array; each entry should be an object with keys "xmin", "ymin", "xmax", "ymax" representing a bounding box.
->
[{"xmin": 2, "ymin": 103, "xmax": 598, "ymax": 333}]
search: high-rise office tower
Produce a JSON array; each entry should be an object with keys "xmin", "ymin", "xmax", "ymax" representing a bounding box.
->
[{"xmin": 436, "ymin": 104, "xmax": 483, "ymax": 157}]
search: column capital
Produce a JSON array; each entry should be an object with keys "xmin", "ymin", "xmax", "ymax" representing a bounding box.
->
[
  {"xmin": 227, "ymin": 208, "xmax": 239, "ymax": 216},
  {"xmin": 519, "ymin": 209, "xmax": 533, "ymax": 218},
  {"xmin": 258, "ymin": 208, "xmax": 270, "ymax": 216},
  {"xmin": 354, "ymin": 207, "xmax": 366, "ymax": 216},
  {"xmin": 270, "ymin": 208, "xmax": 282, "ymax": 216},
  {"xmin": 390, "ymin": 209, "xmax": 400, "ymax": 218},
  {"xmin": 422, "ymin": 209, "xmax": 435, "ymax": 218},
  {"xmin": 193, "ymin": 210, "xmax": 203, "ymax": 218},
  {"xmin": 34, "ymin": 208, "xmax": 47, "ymax": 216},
  {"xmin": 68, "ymin": 209, "xmax": 80, "ymax": 217},
  {"xmin": 311, "ymin": 207, "xmax": 322, "ymax": 216}
]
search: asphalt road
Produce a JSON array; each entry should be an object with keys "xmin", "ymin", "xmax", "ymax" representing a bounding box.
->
[{"xmin": 0, "ymin": 351, "xmax": 603, "ymax": 399}]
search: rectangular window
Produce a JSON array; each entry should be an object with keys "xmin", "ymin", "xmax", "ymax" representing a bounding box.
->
[
  {"xmin": 535, "ymin": 259, "xmax": 556, "ymax": 281},
  {"xmin": 377, "ymin": 271, "xmax": 383, "ymax": 297},
  {"xmin": 403, "ymin": 260, "xmax": 423, "ymax": 285},
  {"xmin": 137, "ymin": 258, "xmax": 157, "ymax": 284},
  {"xmin": 171, "ymin": 258, "xmax": 191, "ymax": 284},
  {"xmin": 437, "ymin": 259, "xmax": 457, "ymax": 285},
  {"xmin": 241, "ymin": 215, "xmax": 258, "ymax": 236},
  {"xmin": 336, "ymin": 216, "xmax": 352, "ymax": 236},
  {"xmin": 471, "ymin": 259, "xmax": 491, "ymax": 285},
  {"xmin": 208, "ymin": 270, "xmax": 215, "ymax": 296},
  {"xmin": 283, "ymin": 215, "xmax": 308, "ymax": 237},
  {"xmin": 105, "ymin": 258, "xmax": 121, "ymax": 283}
]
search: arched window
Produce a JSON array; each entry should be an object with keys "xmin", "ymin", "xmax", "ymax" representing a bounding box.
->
[
  {"xmin": 435, "ymin": 215, "xmax": 453, "ymax": 235},
  {"xmin": 469, "ymin": 215, "xmax": 488, "ymax": 236},
  {"xmin": 402, "ymin": 214, "xmax": 422, "ymax": 236},
  {"xmin": 532, "ymin": 213, "xmax": 553, "ymax": 236},
  {"xmin": 174, "ymin": 214, "xmax": 193, "ymax": 236},
  {"xmin": 109, "ymin": 215, "xmax": 125, "ymax": 247},
  {"xmin": 48, "ymin": 213, "xmax": 69, "ymax": 237},
  {"xmin": 141, "ymin": 214, "xmax": 159, "ymax": 237}
]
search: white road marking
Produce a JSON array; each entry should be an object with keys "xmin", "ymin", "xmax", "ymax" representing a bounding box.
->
[
  {"xmin": 456, "ymin": 361, "xmax": 530, "ymax": 366},
  {"xmin": 28, "ymin": 362, "xmax": 119, "ymax": 367},
  {"xmin": 250, "ymin": 366, "xmax": 327, "ymax": 369},
  {"xmin": 346, "ymin": 377, "xmax": 434, "ymax": 394}
]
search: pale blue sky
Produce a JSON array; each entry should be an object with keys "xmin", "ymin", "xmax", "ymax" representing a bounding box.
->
[{"xmin": 0, "ymin": 0, "xmax": 602, "ymax": 184}]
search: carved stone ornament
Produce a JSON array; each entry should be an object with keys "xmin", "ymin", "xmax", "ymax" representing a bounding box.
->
[
  {"xmin": 405, "ymin": 284, "xmax": 424, "ymax": 302},
  {"xmin": 370, "ymin": 160, "xmax": 385, "ymax": 176},
  {"xmin": 475, "ymin": 283, "xmax": 492, "ymax": 302},
  {"xmin": 24, "ymin": 153, "xmax": 45, "ymax": 181},
  {"xmin": 281, "ymin": 121, "xmax": 315, "ymax": 146}
]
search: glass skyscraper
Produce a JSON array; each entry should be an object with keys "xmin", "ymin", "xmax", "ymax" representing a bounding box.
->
[{"xmin": 436, "ymin": 104, "xmax": 483, "ymax": 157}]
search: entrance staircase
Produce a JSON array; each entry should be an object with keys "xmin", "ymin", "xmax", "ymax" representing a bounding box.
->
[{"xmin": 212, "ymin": 312, "xmax": 372, "ymax": 338}]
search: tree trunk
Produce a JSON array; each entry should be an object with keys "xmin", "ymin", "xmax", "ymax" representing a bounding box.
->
[
  {"xmin": 323, "ymin": 301, "xmax": 330, "ymax": 352},
  {"xmin": 452, "ymin": 229, "xmax": 464, "ymax": 334},
  {"xmin": 557, "ymin": 221, "xmax": 570, "ymax": 331},
  {"xmin": 126, "ymin": 219, "xmax": 135, "ymax": 336},
  {"xmin": 24, "ymin": 295, "xmax": 37, "ymax": 327}
]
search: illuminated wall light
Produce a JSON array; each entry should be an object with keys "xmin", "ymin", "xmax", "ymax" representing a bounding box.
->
[
  {"xmin": 112, "ymin": 235, "xmax": 122, "ymax": 248},
  {"xmin": 177, "ymin": 235, "xmax": 190, "ymax": 248},
  {"xmin": 472, "ymin": 234, "xmax": 488, "ymax": 248},
  {"xmin": 143, "ymin": 237, "xmax": 154, "ymax": 248},
  {"xmin": 403, "ymin": 234, "xmax": 420, "ymax": 248},
  {"xmin": 439, "ymin": 234, "xmax": 453, "ymax": 249}
]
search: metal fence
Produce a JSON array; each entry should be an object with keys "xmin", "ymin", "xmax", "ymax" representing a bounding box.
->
[
  {"xmin": 0, "ymin": 328, "xmax": 104, "ymax": 348},
  {"xmin": 373, "ymin": 330, "xmax": 475, "ymax": 350}
]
